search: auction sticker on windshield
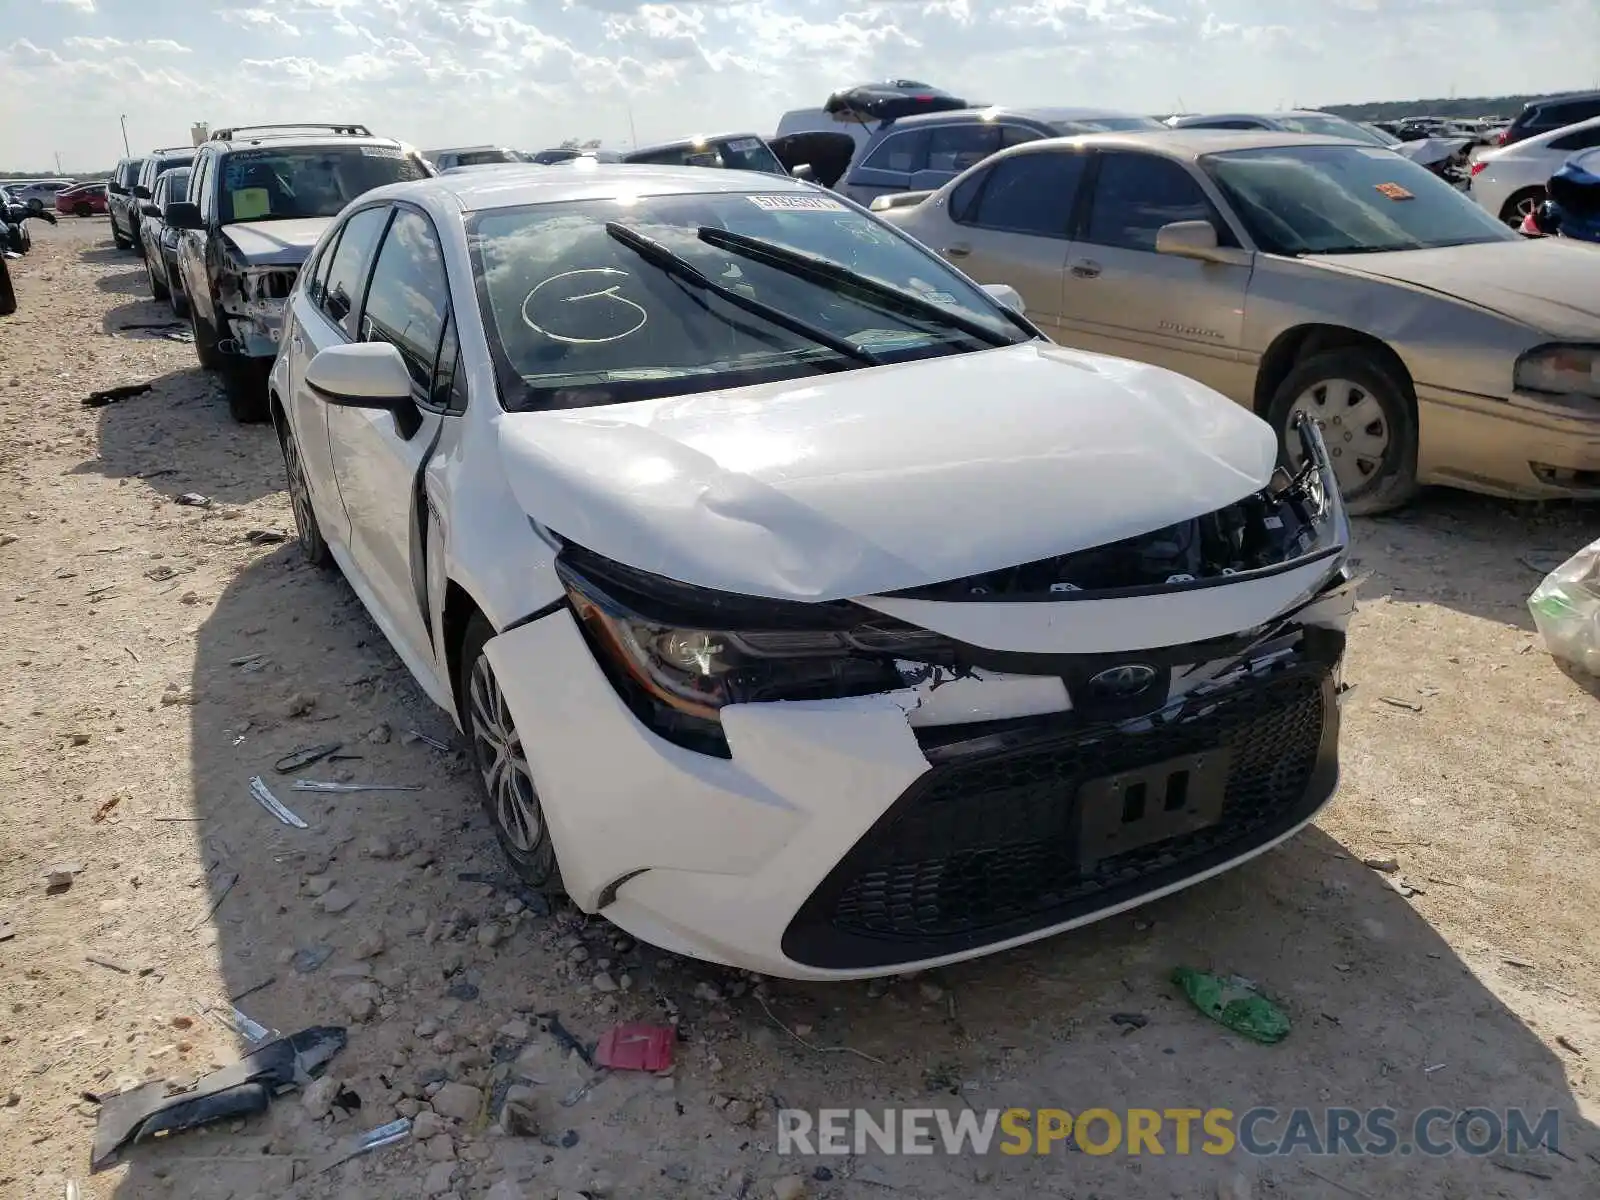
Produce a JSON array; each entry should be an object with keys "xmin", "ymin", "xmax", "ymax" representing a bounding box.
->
[
  {"xmin": 747, "ymin": 194, "xmax": 847, "ymax": 212},
  {"xmin": 727, "ymin": 138, "xmax": 763, "ymax": 151},
  {"xmin": 1374, "ymin": 182, "xmax": 1415, "ymax": 201}
]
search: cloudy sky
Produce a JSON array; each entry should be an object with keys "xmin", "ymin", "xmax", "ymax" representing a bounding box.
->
[{"xmin": 4, "ymin": 0, "xmax": 1597, "ymax": 171}]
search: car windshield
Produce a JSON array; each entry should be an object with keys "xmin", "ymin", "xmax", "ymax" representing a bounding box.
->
[
  {"xmin": 1272, "ymin": 114, "xmax": 1392, "ymax": 147},
  {"xmin": 1202, "ymin": 144, "xmax": 1519, "ymax": 255},
  {"xmin": 630, "ymin": 138, "xmax": 788, "ymax": 175},
  {"xmin": 456, "ymin": 149, "xmax": 522, "ymax": 166},
  {"xmin": 219, "ymin": 146, "xmax": 428, "ymax": 224},
  {"xmin": 1050, "ymin": 115, "xmax": 1167, "ymax": 135},
  {"xmin": 469, "ymin": 191, "xmax": 1031, "ymax": 412}
]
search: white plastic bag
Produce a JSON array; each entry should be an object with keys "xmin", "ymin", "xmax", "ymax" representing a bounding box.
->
[{"xmin": 1529, "ymin": 536, "xmax": 1600, "ymax": 676}]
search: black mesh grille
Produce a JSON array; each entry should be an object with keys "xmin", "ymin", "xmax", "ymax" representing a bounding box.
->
[{"xmin": 783, "ymin": 665, "xmax": 1337, "ymax": 969}]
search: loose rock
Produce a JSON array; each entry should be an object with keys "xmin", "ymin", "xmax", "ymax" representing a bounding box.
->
[
  {"xmin": 301, "ymin": 1075, "xmax": 341, "ymax": 1121},
  {"xmin": 365, "ymin": 835, "xmax": 398, "ymax": 860},
  {"xmin": 341, "ymin": 981, "xmax": 380, "ymax": 1022},
  {"xmin": 353, "ymin": 929, "xmax": 386, "ymax": 960},
  {"xmin": 477, "ymin": 922, "xmax": 504, "ymax": 949},
  {"xmin": 592, "ymin": 972, "xmax": 618, "ymax": 993},
  {"xmin": 772, "ymin": 1177, "xmax": 807, "ymax": 1200},
  {"xmin": 423, "ymin": 1133, "xmax": 456, "ymax": 1162},
  {"xmin": 430, "ymin": 1081, "xmax": 483, "ymax": 1122},
  {"xmin": 412, "ymin": 1109, "xmax": 449, "ymax": 1140},
  {"xmin": 422, "ymin": 1161, "xmax": 457, "ymax": 1196},
  {"xmin": 484, "ymin": 1183, "xmax": 525, "ymax": 1200},
  {"xmin": 367, "ymin": 722, "xmax": 392, "ymax": 744},
  {"xmin": 317, "ymin": 887, "xmax": 355, "ymax": 915}
]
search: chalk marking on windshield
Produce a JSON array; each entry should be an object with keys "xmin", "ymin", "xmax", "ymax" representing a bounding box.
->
[{"xmin": 521, "ymin": 268, "xmax": 648, "ymax": 345}]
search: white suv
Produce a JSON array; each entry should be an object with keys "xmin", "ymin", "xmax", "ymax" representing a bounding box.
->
[{"xmin": 1470, "ymin": 115, "xmax": 1600, "ymax": 226}]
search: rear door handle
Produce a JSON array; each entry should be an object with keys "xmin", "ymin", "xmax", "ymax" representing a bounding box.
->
[
  {"xmin": 943, "ymin": 244, "xmax": 971, "ymax": 259},
  {"xmin": 1070, "ymin": 260, "xmax": 1102, "ymax": 279}
]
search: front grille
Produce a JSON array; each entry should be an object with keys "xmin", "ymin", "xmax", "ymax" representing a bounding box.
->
[{"xmin": 782, "ymin": 664, "xmax": 1338, "ymax": 970}]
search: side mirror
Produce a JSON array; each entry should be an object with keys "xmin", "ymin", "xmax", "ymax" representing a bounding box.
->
[
  {"xmin": 981, "ymin": 283, "xmax": 1026, "ymax": 314},
  {"xmin": 790, "ymin": 164, "xmax": 817, "ymax": 182},
  {"xmin": 164, "ymin": 201, "xmax": 202, "ymax": 230},
  {"xmin": 107, "ymin": 184, "xmax": 127, "ymax": 196},
  {"xmin": 141, "ymin": 202, "xmax": 161, "ymax": 217},
  {"xmin": 133, "ymin": 186, "xmax": 152, "ymax": 200},
  {"xmin": 304, "ymin": 342, "xmax": 414, "ymax": 409},
  {"xmin": 1154, "ymin": 220, "xmax": 1226, "ymax": 262}
]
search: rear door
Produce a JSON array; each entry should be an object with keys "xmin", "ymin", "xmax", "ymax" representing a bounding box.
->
[
  {"xmin": 845, "ymin": 128, "xmax": 929, "ymax": 204},
  {"xmin": 285, "ymin": 204, "xmax": 392, "ymax": 556},
  {"xmin": 910, "ymin": 123, "xmax": 1002, "ymax": 193},
  {"xmin": 924, "ymin": 148, "xmax": 1089, "ymax": 336},
  {"xmin": 1056, "ymin": 151, "xmax": 1255, "ymax": 401},
  {"xmin": 323, "ymin": 205, "xmax": 456, "ymax": 671}
]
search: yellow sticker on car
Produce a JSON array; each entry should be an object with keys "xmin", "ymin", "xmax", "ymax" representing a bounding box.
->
[
  {"xmin": 1374, "ymin": 182, "xmax": 1414, "ymax": 201},
  {"xmin": 231, "ymin": 187, "xmax": 271, "ymax": 219}
]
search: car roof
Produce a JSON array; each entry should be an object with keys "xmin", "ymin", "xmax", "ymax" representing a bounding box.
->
[
  {"xmin": 1515, "ymin": 112, "xmax": 1600, "ymax": 147},
  {"xmin": 210, "ymin": 133, "xmax": 404, "ymax": 152},
  {"xmin": 1172, "ymin": 110, "xmax": 1351, "ymax": 126},
  {"xmin": 626, "ymin": 132, "xmax": 767, "ymax": 154},
  {"xmin": 1526, "ymin": 90, "xmax": 1600, "ymax": 109},
  {"xmin": 357, "ymin": 162, "xmax": 821, "ymax": 215},
  {"xmin": 880, "ymin": 105, "xmax": 1154, "ymax": 131},
  {"xmin": 1011, "ymin": 128, "xmax": 1366, "ymax": 160}
]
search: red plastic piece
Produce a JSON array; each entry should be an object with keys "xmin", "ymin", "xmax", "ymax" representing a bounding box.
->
[{"xmin": 594, "ymin": 1022, "xmax": 675, "ymax": 1072}]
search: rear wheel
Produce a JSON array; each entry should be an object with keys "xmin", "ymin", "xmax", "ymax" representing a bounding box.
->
[
  {"xmin": 460, "ymin": 614, "xmax": 564, "ymax": 895},
  {"xmin": 145, "ymin": 253, "xmax": 169, "ymax": 302},
  {"xmin": 224, "ymin": 357, "xmax": 271, "ymax": 424},
  {"xmin": 111, "ymin": 221, "xmax": 132, "ymax": 250},
  {"xmin": 1266, "ymin": 348, "xmax": 1419, "ymax": 516},
  {"xmin": 74, "ymin": 203, "xmax": 92, "ymax": 218},
  {"xmin": 277, "ymin": 415, "xmax": 332, "ymax": 567},
  {"xmin": 0, "ymin": 257, "xmax": 15, "ymax": 317},
  {"xmin": 1500, "ymin": 187, "xmax": 1546, "ymax": 228}
]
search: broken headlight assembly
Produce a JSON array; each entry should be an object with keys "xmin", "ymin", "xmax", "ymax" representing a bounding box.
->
[
  {"xmin": 1514, "ymin": 344, "xmax": 1600, "ymax": 403},
  {"xmin": 556, "ymin": 548, "xmax": 953, "ymax": 757}
]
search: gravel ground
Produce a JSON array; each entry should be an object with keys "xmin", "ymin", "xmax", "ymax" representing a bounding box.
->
[{"xmin": 1, "ymin": 217, "xmax": 1598, "ymax": 1200}]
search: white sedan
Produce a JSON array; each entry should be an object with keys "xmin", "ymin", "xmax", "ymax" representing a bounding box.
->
[
  {"xmin": 268, "ymin": 164, "xmax": 1356, "ymax": 979},
  {"xmin": 1470, "ymin": 114, "xmax": 1600, "ymax": 225}
]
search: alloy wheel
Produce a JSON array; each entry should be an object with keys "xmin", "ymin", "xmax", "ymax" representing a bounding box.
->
[
  {"xmin": 1507, "ymin": 193, "xmax": 1542, "ymax": 228},
  {"xmin": 282, "ymin": 427, "xmax": 318, "ymax": 554},
  {"xmin": 1285, "ymin": 377, "xmax": 1390, "ymax": 495},
  {"xmin": 468, "ymin": 655, "xmax": 543, "ymax": 855}
]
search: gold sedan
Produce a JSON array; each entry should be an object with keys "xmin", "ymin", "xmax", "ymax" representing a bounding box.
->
[{"xmin": 879, "ymin": 129, "xmax": 1600, "ymax": 514}]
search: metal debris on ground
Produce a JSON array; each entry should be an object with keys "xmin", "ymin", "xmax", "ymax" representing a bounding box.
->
[
  {"xmin": 174, "ymin": 492, "xmax": 212, "ymax": 508},
  {"xmin": 291, "ymin": 945, "xmax": 334, "ymax": 974},
  {"xmin": 1378, "ymin": 696, "xmax": 1423, "ymax": 712},
  {"xmin": 197, "ymin": 997, "xmax": 275, "ymax": 1044},
  {"xmin": 754, "ymin": 994, "xmax": 885, "ymax": 1065},
  {"xmin": 84, "ymin": 954, "xmax": 132, "ymax": 975},
  {"xmin": 249, "ymin": 776, "xmax": 308, "ymax": 828},
  {"xmin": 230, "ymin": 975, "xmax": 276, "ymax": 1003},
  {"xmin": 594, "ymin": 1022, "xmax": 675, "ymax": 1072},
  {"xmin": 405, "ymin": 730, "xmax": 451, "ymax": 751},
  {"xmin": 457, "ymin": 870, "xmax": 551, "ymax": 916},
  {"xmin": 189, "ymin": 872, "xmax": 239, "ymax": 932},
  {"xmin": 243, "ymin": 529, "xmax": 288, "ymax": 545},
  {"xmin": 89, "ymin": 1025, "xmax": 347, "ymax": 1172},
  {"xmin": 273, "ymin": 742, "xmax": 342, "ymax": 773},
  {"xmin": 1171, "ymin": 967, "xmax": 1291, "ymax": 1044},
  {"xmin": 290, "ymin": 780, "xmax": 423, "ymax": 793},
  {"xmin": 304, "ymin": 1116, "xmax": 412, "ymax": 1177},
  {"xmin": 536, "ymin": 1012, "xmax": 595, "ymax": 1068},
  {"xmin": 80, "ymin": 383, "xmax": 153, "ymax": 408}
]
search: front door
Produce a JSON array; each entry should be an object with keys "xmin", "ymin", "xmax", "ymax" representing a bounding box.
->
[
  {"xmin": 323, "ymin": 206, "xmax": 455, "ymax": 673},
  {"xmin": 1056, "ymin": 151, "xmax": 1255, "ymax": 402}
]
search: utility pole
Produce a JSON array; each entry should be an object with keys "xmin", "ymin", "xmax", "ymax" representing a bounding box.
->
[
  {"xmin": 119, "ymin": 114, "xmax": 130, "ymax": 157},
  {"xmin": 55, "ymin": 151, "xmax": 63, "ymax": 175},
  {"xmin": 625, "ymin": 101, "xmax": 638, "ymax": 149}
]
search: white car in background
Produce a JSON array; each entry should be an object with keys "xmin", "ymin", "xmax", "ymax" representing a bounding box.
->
[
  {"xmin": 267, "ymin": 164, "xmax": 1355, "ymax": 979},
  {"xmin": 1469, "ymin": 114, "xmax": 1600, "ymax": 225}
]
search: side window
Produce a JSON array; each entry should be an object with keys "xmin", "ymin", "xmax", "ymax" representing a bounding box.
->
[
  {"xmin": 318, "ymin": 207, "xmax": 391, "ymax": 339},
  {"xmin": 305, "ymin": 227, "xmax": 343, "ymax": 308},
  {"xmin": 861, "ymin": 130, "xmax": 929, "ymax": 174},
  {"xmin": 1084, "ymin": 153, "xmax": 1224, "ymax": 252},
  {"xmin": 927, "ymin": 124, "xmax": 1001, "ymax": 174},
  {"xmin": 962, "ymin": 151, "xmax": 1087, "ymax": 238},
  {"xmin": 948, "ymin": 170, "xmax": 986, "ymax": 222},
  {"xmin": 359, "ymin": 209, "xmax": 450, "ymax": 392},
  {"xmin": 1551, "ymin": 125, "xmax": 1600, "ymax": 151},
  {"xmin": 194, "ymin": 153, "xmax": 214, "ymax": 218},
  {"xmin": 431, "ymin": 318, "xmax": 463, "ymax": 411},
  {"xmin": 999, "ymin": 125, "xmax": 1044, "ymax": 149}
]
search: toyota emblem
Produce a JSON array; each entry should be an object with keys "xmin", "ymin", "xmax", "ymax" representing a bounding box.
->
[{"xmin": 1086, "ymin": 663, "xmax": 1159, "ymax": 699}]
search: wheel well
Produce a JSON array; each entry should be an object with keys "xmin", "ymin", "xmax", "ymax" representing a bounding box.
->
[
  {"xmin": 1252, "ymin": 324, "xmax": 1416, "ymax": 418},
  {"xmin": 1498, "ymin": 185, "xmax": 1546, "ymax": 221},
  {"xmin": 442, "ymin": 581, "xmax": 486, "ymax": 723},
  {"xmin": 267, "ymin": 389, "xmax": 286, "ymax": 438}
]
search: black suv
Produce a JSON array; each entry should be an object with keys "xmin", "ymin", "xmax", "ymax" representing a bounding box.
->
[
  {"xmin": 126, "ymin": 147, "xmax": 197, "ymax": 258},
  {"xmin": 164, "ymin": 123, "xmax": 431, "ymax": 421},
  {"xmin": 1501, "ymin": 91, "xmax": 1600, "ymax": 147},
  {"xmin": 106, "ymin": 157, "xmax": 145, "ymax": 250}
]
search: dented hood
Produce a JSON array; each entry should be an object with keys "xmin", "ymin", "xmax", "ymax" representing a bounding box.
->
[
  {"xmin": 220, "ymin": 217, "xmax": 331, "ymax": 267},
  {"xmin": 496, "ymin": 343, "xmax": 1277, "ymax": 602},
  {"xmin": 1304, "ymin": 238, "xmax": 1600, "ymax": 337}
]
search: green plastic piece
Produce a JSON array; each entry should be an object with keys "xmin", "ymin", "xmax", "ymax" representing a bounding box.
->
[{"xmin": 1171, "ymin": 966, "xmax": 1291, "ymax": 1044}]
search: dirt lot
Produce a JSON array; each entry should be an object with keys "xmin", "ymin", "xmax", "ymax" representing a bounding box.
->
[{"xmin": 2, "ymin": 218, "xmax": 1598, "ymax": 1200}]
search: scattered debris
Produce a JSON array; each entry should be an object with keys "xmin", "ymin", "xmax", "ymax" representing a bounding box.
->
[
  {"xmin": 1503, "ymin": 958, "xmax": 1535, "ymax": 970},
  {"xmin": 1378, "ymin": 696, "xmax": 1423, "ymax": 712},
  {"xmin": 1361, "ymin": 856, "xmax": 1400, "ymax": 873},
  {"xmin": 273, "ymin": 742, "xmax": 342, "ymax": 773},
  {"xmin": 290, "ymin": 779, "xmax": 424, "ymax": 793},
  {"xmin": 0, "ymin": 920, "xmax": 14, "ymax": 942},
  {"xmin": 84, "ymin": 954, "xmax": 132, "ymax": 975},
  {"xmin": 1528, "ymin": 537, "xmax": 1600, "ymax": 676},
  {"xmin": 1490, "ymin": 1156, "xmax": 1555, "ymax": 1182},
  {"xmin": 1110, "ymin": 1012, "xmax": 1148, "ymax": 1033},
  {"xmin": 90, "ymin": 1025, "xmax": 347, "ymax": 1171},
  {"xmin": 279, "ymin": 692, "xmax": 317, "ymax": 719},
  {"xmin": 595, "ymin": 1023, "xmax": 675, "ymax": 1072},
  {"xmin": 189, "ymin": 872, "xmax": 238, "ymax": 932},
  {"xmin": 754, "ymin": 995, "xmax": 884, "ymax": 1065},
  {"xmin": 249, "ymin": 776, "xmax": 307, "ymax": 828},
  {"xmin": 1424, "ymin": 1062, "xmax": 1447, "ymax": 1074},
  {"xmin": 305, "ymin": 1117, "xmax": 411, "ymax": 1177},
  {"xmin": 45, "ymin": 863, "xmax": 82, "ymax": 893},
  {"xmin": 1171, "ymin": 967, "xmax": 1291, "ymax": 1044},
  {"xmin": 174, "ymin": 493, "xmax": 212, "ymax": 509},
  {"xmin": 200, "ymin": 999, "xmax": 274, "ymax": 1044},
  {"xmin": 291, "ymin": 945, "xmax": 334, "ymax": 975},
  {"xmin": 405, "ymin": 730, "xmax": 452, "ymax": 751},
  {"xmin": 243, "ymin": 529, "xmax": 288, "ymax": 545},
  {"xmin": 1557, "ymin": 1035, "xmax": 1583, "ymax": 1056},
  {"xmin": 457, "ymin": 871, "xmax": 550, "ymax": 916},
  {"xmin": 81, "ymin": 383, "xmax": 154, "ymax": 408},
  {"xmin": 538, "ymin": 1012, "xmax": 595, "ymax": 1068},
  {"xmin": 90, "ymin": 795, "xmax": 121, "ymax": 823}
]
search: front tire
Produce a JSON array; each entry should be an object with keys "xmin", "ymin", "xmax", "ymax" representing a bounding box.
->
[
  {"xmin": 1500, "ymin": 187, "xmax": 1546, "ymax": 229},
  {"xmin": 278, "ymin": 415, "xmax": 332, "ymax": 567},
  {"xmin": 191, "ymin": 304, "xmax": 223, "ymax": 370},
  {"xmin": 0, "ymin": 257, "xmax": 15, "ymax": 317},
  {"xmin": 460, "ymin": 614, "xmax": 565, "ymax": 895},
  {"xmin": 145, "ymin": 252, "xmax": 169, "ymax": 302},
  {"xmin": 74, "ymin": 203, "xmax": 92, "ymax": 218},
  {"xmin": 111, "ymin": 222, "xmax": 133, "ymax": 251},
  {"xmin": 224, "ymin": 357, "xmax": 271, "ymax": 424},
  {"xmin": 1266, "ymin": 348, "xmax": 1419, "ymax": 516}
]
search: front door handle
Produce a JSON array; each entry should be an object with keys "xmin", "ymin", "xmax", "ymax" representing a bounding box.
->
[
  {"xmin": 943, "ymin": 244, "xmax": 971, "ymax": 259},
  {"xmin": 1070, "ymin": 260, "xmax": 1102, "ymax": 279}
]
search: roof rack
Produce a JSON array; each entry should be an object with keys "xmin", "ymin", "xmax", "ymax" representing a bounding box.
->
[
  {"xmin": 210, "ymin": 123, "xmax": 373, "ymax": 142},
  {"xmin": 149, "ymin": 145, "xmax": 196, "ymax": 155}
]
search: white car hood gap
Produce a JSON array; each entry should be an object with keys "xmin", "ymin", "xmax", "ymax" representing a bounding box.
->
[{"xmin": 497, "ymin": 342, "xmax": 1277, "ymax": 603}]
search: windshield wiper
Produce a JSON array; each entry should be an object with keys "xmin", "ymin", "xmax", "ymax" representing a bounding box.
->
[
  {"xmin": 697, "ymin": 226, "xmax": 1027, "ymax": 347},
  {"xmin": 603, "ymin": 222, "xmax": 876, "ymax": 367}
]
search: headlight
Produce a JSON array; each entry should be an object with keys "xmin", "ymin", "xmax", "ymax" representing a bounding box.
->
[
  {"xmin": 1514, "ymin": 344, "xmax": 1600, "ymax": 399},
  {"xmin": 556, "ymin": 549, "xmax": 950, "ymax": 756}
]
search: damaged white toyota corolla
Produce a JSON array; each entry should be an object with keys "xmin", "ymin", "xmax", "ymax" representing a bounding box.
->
[{"xmin": 268, "ymin": 164, "xmax": 1356, "ymax": 980}]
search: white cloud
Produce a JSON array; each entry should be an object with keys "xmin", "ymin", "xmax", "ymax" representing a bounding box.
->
[
  {"xmin": 65, "ymin": 36, "xmax": 194, "ymax": 53},
  {"xmin": 43, "ymin": 0, "xmax": 96, "ymax": 11},
  {"xmin": 219, "ymin": 7, "xmax": 301, "ymax": 36}
]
